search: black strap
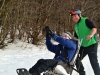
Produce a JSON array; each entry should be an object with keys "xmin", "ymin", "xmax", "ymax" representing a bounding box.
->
[
  {"xmin": 61, "ymin": 47, "xmax": 68, "ymax": 62},
  {"xmin": 71, "ymin": 66, "xmax": 79, "ymax": 73},
  {"xmin": 54, "ymin": 44, "xmax": 63, "ymax": 58},
  {"xmin": 54, "ymin": 44, "xmax": 68, "ymax": 62}
]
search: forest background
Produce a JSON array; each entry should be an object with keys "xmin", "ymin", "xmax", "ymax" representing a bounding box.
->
[{"xmin": 0, "ymin": 0, "xmax": 100, "ymax": 48}]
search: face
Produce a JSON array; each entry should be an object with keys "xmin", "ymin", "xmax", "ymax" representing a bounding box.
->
[
  {"xmin": 71, "ymin": 14, "xmax": 80, "ymax": 23},
  {"xmin": 62, "ymin": 35, "xmax": 70, "ymax": 39}
]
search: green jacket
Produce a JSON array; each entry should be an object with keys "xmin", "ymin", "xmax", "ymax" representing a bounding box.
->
[{"xmin": 74, "ymin": 17, "xmax": 97, "ymax": 47}]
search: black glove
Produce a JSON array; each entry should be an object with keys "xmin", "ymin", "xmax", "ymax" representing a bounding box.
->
[{"xmin": 45, "ymin": 26, "xmax": 53, "ymax": 37}]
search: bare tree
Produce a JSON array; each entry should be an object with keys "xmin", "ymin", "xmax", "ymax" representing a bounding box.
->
[{"xmin": 0, "ymin": 0, "xmax": 100, "ymax": 48}]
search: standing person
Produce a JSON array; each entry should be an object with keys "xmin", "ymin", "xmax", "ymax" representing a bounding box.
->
[
  {"xmin": 29, "ymin": 26, "xmax": 77, "ymax": 75},
  {"xmin": 70, "ymin": 9, "xmax": 100, "ymax": 75}
]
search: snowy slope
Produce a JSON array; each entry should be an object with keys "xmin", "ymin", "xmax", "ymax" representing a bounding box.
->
[{"xmin": 0, "ymin": 40, "xmax": 100, "ymax": 75}]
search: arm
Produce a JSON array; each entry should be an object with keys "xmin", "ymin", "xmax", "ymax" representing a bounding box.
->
[
  {"xmin": 89, "ymin": 28, "xmax": 97, "ymax": 37},
  {"xmin": 46, "ymin": 37, "xmax": 58, "ymax": 53},
  {"xmin": 85, "ymin": 19, "xmax": 97, "ymax": 40},
  {"xmin": 51, "ymin": 34, "xmax": 76, "ymax": 49}
]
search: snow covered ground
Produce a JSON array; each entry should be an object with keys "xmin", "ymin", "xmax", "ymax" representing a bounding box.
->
[{"xmin": 0, "ymin": 40, "xmax": 100, "ymax": 75}]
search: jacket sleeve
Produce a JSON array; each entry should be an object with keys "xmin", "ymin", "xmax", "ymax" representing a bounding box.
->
[
  {"xmin": 85, "ymin": 19, "xmax": 96, "ymax": 29},
  {"xmin": 51, "ymin": 34, "xmax": 76, "ymax": 50},
  {"xmin": 46, "ymin": 37, "xmax": 58, "ymax": 53}
]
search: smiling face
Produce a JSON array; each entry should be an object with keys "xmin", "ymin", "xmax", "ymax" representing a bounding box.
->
[{"xmin": 71, "ymin": 14, "xmax": 80, "ymax": 23}]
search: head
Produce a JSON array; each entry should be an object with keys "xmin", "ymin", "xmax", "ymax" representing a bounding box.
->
[
  {"xmin": 70, "ymin": 9, "xmax": 81, "ymax": 23},
  {"xmin": 61, "ymin": 32, "xmax": 72, "ymax": 39}
]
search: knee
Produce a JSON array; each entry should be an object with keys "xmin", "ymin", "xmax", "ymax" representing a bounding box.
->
[
  {"xmin": 38, "ymin": 59, "xmax": 45, "ymax": 63},
  {"xmin": 29, "ymin": 68, "xmax": 33, "ymax": 74}
]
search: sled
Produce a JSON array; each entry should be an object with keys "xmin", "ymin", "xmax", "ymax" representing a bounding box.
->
[
  {"xmin": 16, "ymin": 67, "xmax": 73, "ymax": 75},
  {"xmin": 16, "ymin": 68, "xmax": 63, "ymax": 75},
  {"xmin": 16, "ymin": 68, "xmax": 30, "ymax": 75},
  {"xmin": 43, "ymin": 65, "xmax": 70, "ymax": 75},
  {"xmin": 16, "ymin": 39, "xmax": 81, "ymax": 75},
  {"xmin": 16, "ymin": 68, "xmax": 60, "ymax": 75}
]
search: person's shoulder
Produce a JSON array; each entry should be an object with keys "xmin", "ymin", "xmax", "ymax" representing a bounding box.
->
[
  {"xmin": 81, "ymin": 17, "xmax": 88, "ymax": 20},
  {"xmin": 85, "ymin": 18, "xmax": 96, "ymax": 28},
  {"xmin": 85, "ymin": 18, "xmax": 92, "ymax": 22},
  {"xmin": 82, "ymin": 17, "xmax": 93, "ymax": 23}
]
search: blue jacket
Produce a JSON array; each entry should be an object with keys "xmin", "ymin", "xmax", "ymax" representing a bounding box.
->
[{"xmin": 46, "ymin": 34, "xmax": 77, "ymax": 62}]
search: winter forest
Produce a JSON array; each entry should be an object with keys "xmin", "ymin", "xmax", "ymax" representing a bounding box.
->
[{"xmin": 0, "ymin": 0, "xmax": 100, "ymax": 48}]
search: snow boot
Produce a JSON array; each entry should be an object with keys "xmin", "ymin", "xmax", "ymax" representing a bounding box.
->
[{"xmin": 16, "ymin": 68, "xmax": 30, "ymax": 75}]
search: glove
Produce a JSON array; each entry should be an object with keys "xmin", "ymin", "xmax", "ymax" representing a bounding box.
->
[{"xmin": 45, "ymin": 26, "xmax": 53, "ymax": 37}]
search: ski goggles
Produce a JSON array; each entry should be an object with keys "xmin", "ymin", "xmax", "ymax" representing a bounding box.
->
[
  {"xmin": 70, "ymin": 10, "xmax": 76, "ymax": 15},
  {"xmin": 70, "ymin": 10, "xmax": 81, "ymax": 16}
]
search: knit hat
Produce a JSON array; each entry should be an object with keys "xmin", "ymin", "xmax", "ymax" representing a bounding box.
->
[{"xmin": 62, "ymin": 32, "xmax": 72, "ymax": 39}]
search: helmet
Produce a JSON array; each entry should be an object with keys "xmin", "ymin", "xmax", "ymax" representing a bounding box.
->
[{"xmin": 70, "ymin": 9, "xmax": 81, "ymax": 16}]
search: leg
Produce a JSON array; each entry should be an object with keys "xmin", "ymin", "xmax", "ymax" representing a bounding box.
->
[
  {"xmin": 29, "ymin": 59, "xmax": 43, "ymax": 74},
  {"xmin": 29, "ymin": 59, "xmax": 58, "ymax": 75},
  {"xmin": 37, "ymin": 59, "xmax": 58, "ymax": 73},
  {"xmin": 87, "ymin": 43, "xmax": 100, "ymax": 75},
  {"xmin": 76, "ymin": 46, "xmax": 87, "ymax": 75}
]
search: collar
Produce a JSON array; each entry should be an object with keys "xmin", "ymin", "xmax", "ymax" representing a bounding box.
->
[{"xmin": 77, "ymin": 17, "xmax": 81, "ymax": 23}]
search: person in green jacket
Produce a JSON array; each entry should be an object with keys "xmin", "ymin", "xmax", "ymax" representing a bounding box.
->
[{"xmin": 70, "ymin": 9, "xmax": 100, "ymax": 75}]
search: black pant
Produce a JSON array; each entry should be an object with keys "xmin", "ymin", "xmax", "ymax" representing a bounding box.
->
[
  {"xmin": 29, "ymin": 59, "xmax": 58, "ymax": 75},
  {"xmin": 76, "ymin": 43, "xmax": 100, "ymax": 75}
]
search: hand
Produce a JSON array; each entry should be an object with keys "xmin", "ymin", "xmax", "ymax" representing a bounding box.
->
[
  {"xmin": 86, "ymin": 35, "xmax": 92, "ymax": 40},
  {"xmin": 45, "ymin": 26, "xmax": 53, "ymax": 37}
]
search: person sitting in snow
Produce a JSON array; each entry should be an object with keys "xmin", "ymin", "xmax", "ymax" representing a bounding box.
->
[{"xmin": 29, "ymin": 26, "xmax": 78, "ymax": 75}]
